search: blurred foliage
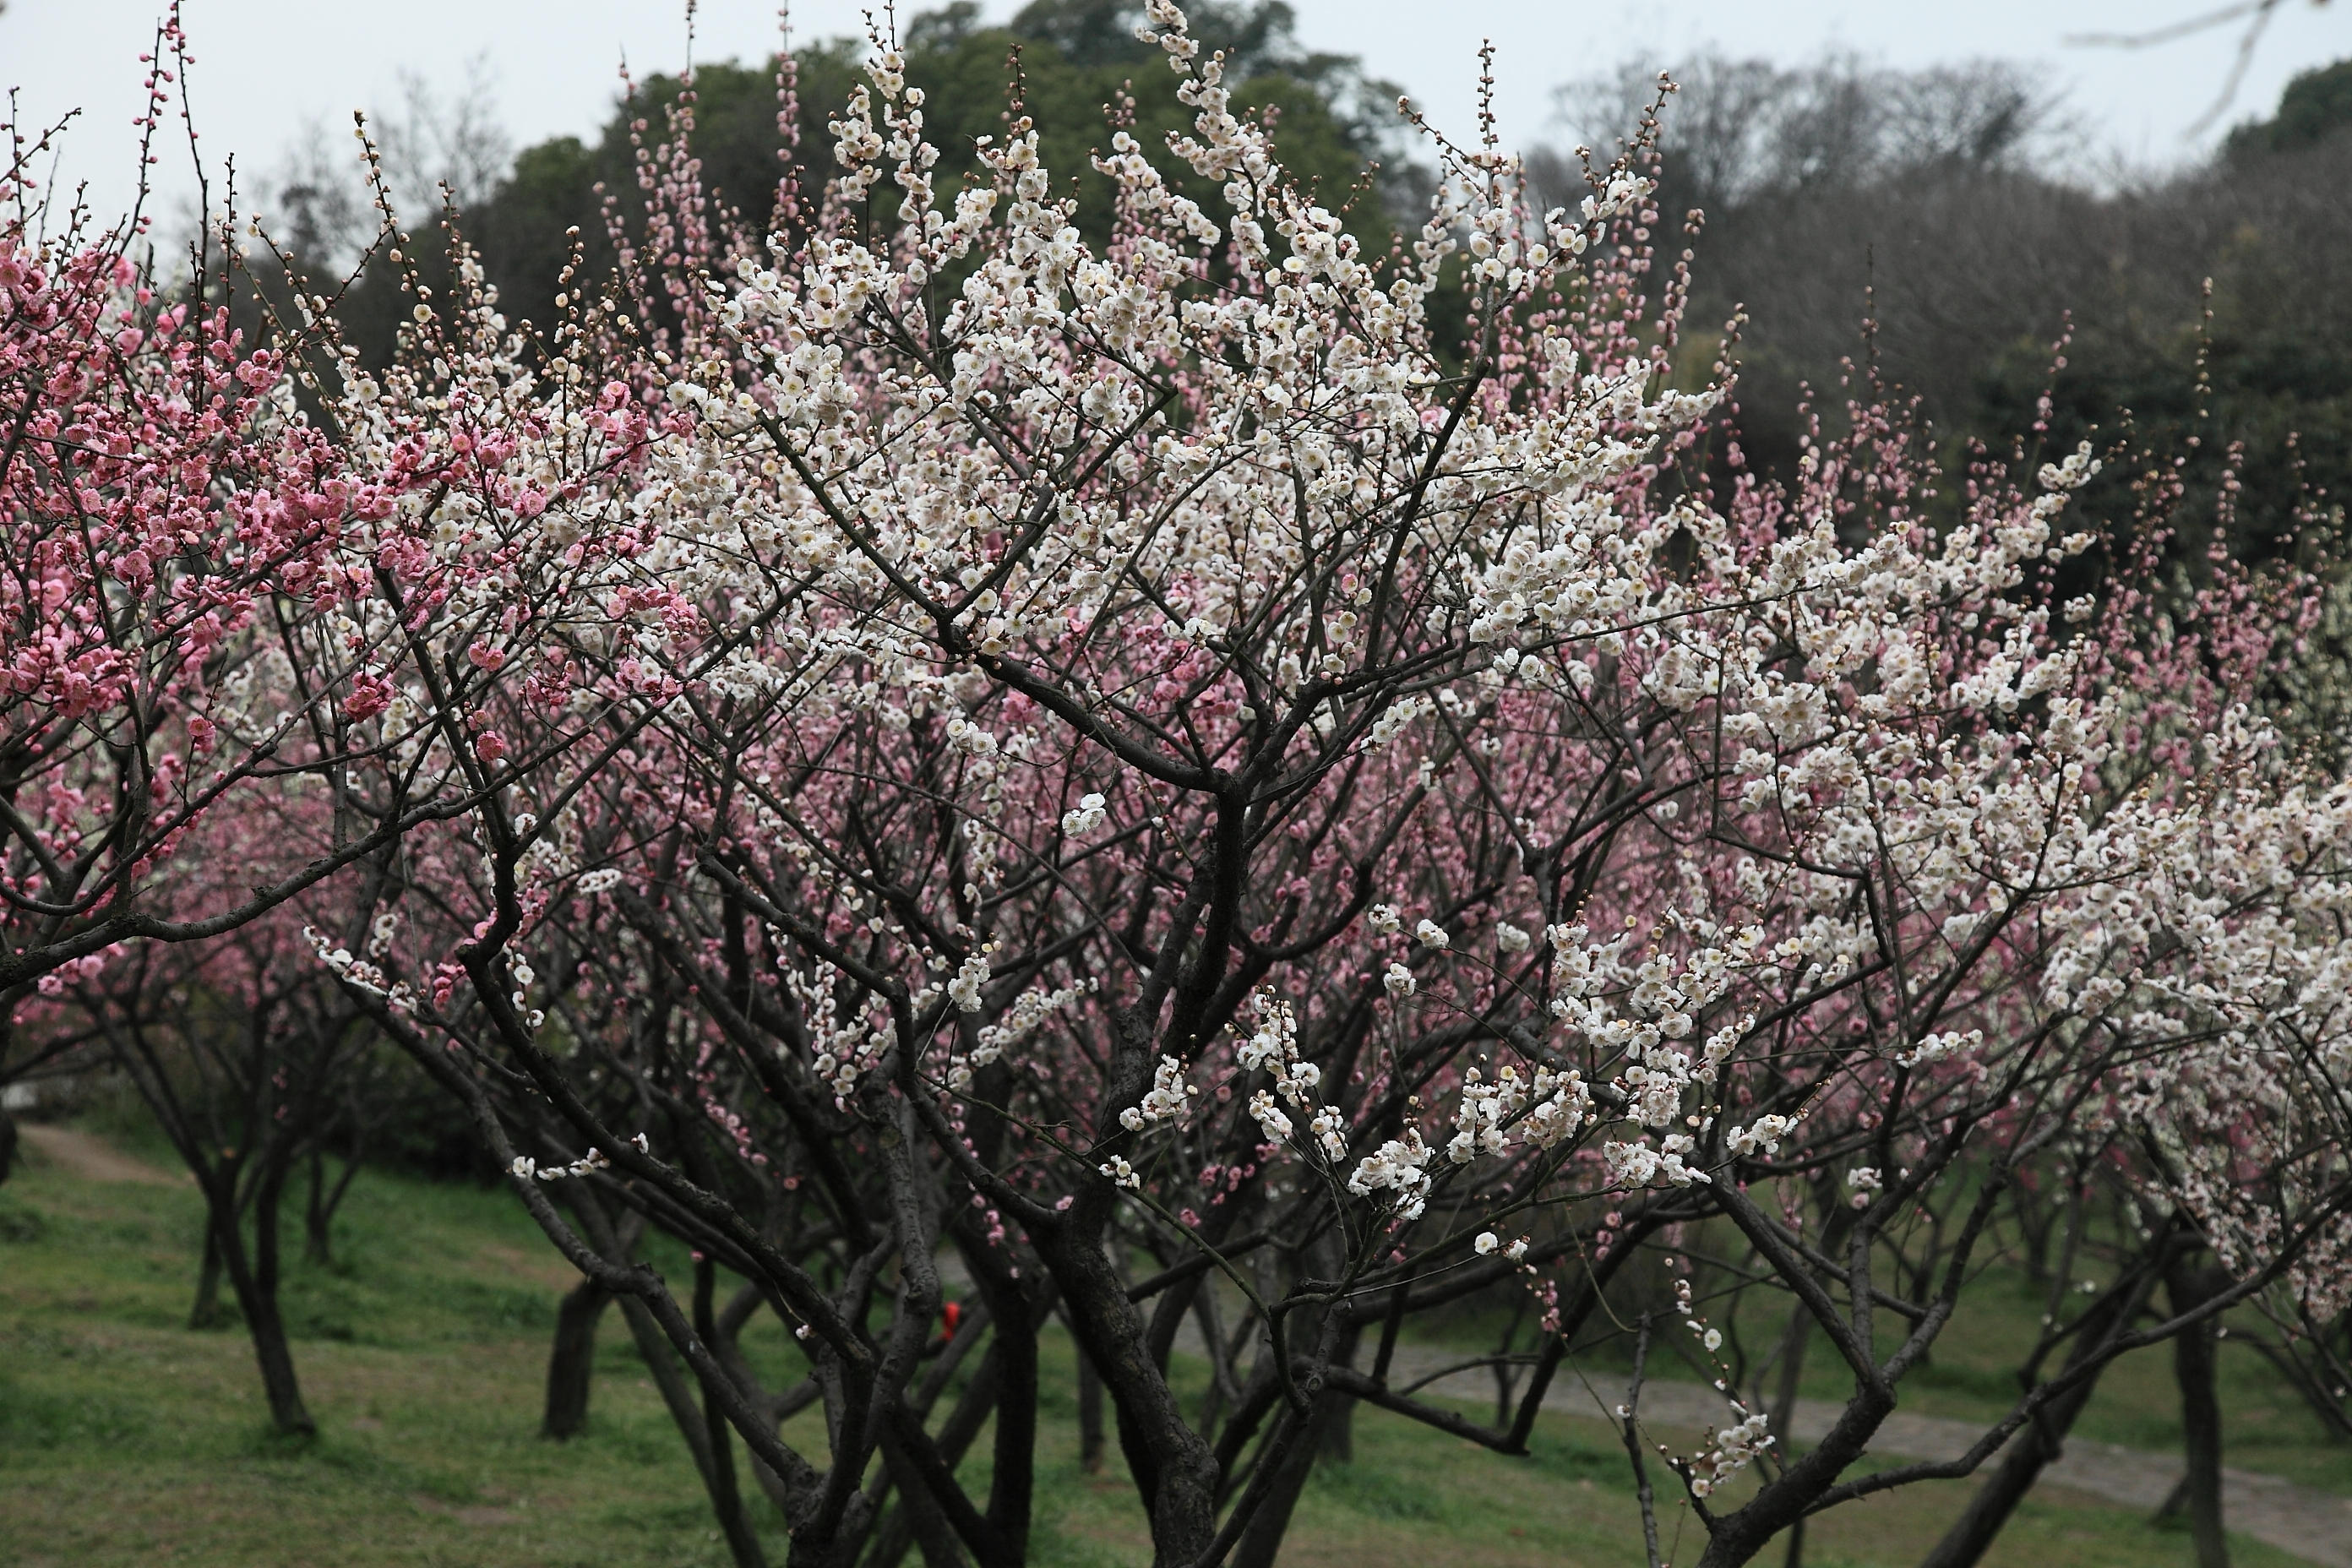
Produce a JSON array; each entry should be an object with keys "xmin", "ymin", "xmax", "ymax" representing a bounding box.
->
[{"xmin": 2227, "ymin": 57, "xmax": 2352, "ymax": 157}]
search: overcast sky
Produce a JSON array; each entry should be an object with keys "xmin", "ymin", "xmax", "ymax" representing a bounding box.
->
[{"xmin": 3, "ymin": 0, "xmax": 2346, "ymax": 225}]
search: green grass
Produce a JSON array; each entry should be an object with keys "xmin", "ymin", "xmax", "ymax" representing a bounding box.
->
[{"xmin": 0, "ymin": 1126, "xmax": 2321, "ymax": 1567}]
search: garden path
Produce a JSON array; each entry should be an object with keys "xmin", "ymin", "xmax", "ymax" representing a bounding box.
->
[{"xmin": 16, "ymin": 1124, "xmax": 182, "ymax": 1186}]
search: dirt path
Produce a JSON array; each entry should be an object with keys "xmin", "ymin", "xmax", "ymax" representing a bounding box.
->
[
  {"xmin": 17, "ymin": 1124, "xmax": 184, "ymax": 1186},
  {"xmin": 1377, "ymin": 1343, "xmax": 2352, "ymax": 1566}
]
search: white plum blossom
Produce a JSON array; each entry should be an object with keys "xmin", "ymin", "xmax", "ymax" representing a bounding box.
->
[
  {"xmin": 1119, "ymin": 1055, "xmax": 1194, "ymax": 1131},
  {"xmin": 1348, "ymin": 1129, "xmax": 1435, "ymax": 1219},
  {"xmin": 1061, "ymin": 792, "xmax": 1109, "ymax": 836}
]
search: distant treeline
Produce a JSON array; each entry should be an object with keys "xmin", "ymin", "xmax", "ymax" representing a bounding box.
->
[{"xmin": 1549, "ymin": 53, "xmax": 2352, "ymax": 568}]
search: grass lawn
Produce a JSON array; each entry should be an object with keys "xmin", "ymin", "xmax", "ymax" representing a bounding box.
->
[{"xmin": 0, "ymin": 1124, "xmax": 2322, "ymax": 1568}]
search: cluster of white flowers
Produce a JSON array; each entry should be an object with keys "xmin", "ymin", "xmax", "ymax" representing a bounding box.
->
[
  {"xmin": 1365, "ymin": 694, "xmax": 1431, "ymax": 749},
  {"xmin": 1247, "ymin": 1091, "xmax": 1293, "ymax": 1144},
  {"xmin": 1060, "ymin": 792, "xmax": 1108, "ymax": 836},
  {"xmin": 1723, "ymin": 1113, "xmax": 1798, "ymax": 1159},
  {"xmin": 1687, "ymin": 1411, "xmax": 1776, "ymax": 1499},
  {"xmin": 1896, "ymin": 1029, "xmax": 1982, "ymax": 1070},
  {"xmin": 1233, "ymin": 993, "xmax": 1348, "ymax": 1162},
  {"xmin": 1119, "ymin": 1055, "xmax": 1196, "ymax": 1131},
  {"xmin": 1517, "ymin": 1067, "xmax": 1596, "ymax": 1150},
  {"xmin": 303, "ymin": 924, "xmax": 414, "ymax": 1013},
  {"xmin": 1346, "ymin": 1128, "xmax": 1436, "ymax": 1219},
  {"xmin": 1603, "ymin": 1134, "xmax": 1713, "ymax": 1190},
  {"xmin": 951, "ymin": 977, "xmax": 1094, "ymax": 1088},
  {"xmin": 947, "ymin": 945, "xmax": 994, "ymax": 1013},
  {"xmin": 813, "ymin": 1030, "xmax": 889, "ymax": 1101},
  {"xmin": 1448, "ymin": 1064, "xmax": 1526, "ymax": 1163},
  {"xmin": 509, "ymin": 1136, "xmax": 643, "ymax": 1184}
]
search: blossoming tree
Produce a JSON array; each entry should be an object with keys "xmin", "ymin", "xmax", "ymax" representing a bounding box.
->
[{"xmin": 25, "ymin": 8, "xmax": 2352, "ymax": 1568}]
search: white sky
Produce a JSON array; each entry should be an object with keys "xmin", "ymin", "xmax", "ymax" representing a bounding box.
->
[{"xmin": 3, "ymin": 0, "xmax": 2346, "ymax": 224}]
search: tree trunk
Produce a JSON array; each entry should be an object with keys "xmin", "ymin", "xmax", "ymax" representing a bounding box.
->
[
  {"xmin": 303, "ymin": 1139, "xmax": 367, "ymax": 1266},
  {"xmin": 541, "ymin": 1203, "xmax": 647, "ymax": 1440},
  {"xmin": 542, "ymin": 1277, "xmax": 612, "ymax": 1439},
  {"xmin": 2167, "ymin": 1260, "xmax": 2230, "ymax": 1568},
  {"xmin": 303, "ymin": 1146, "xmax": 329, "ymax": 1266},
  {"xmin": 208, "ymin": 1189, "xmax": 315, "ymax": 1435},
  {"xmin": 1774, "ymin": 1306, "xmax": 1813, "ymax": 1568},
  {"xmin": 877, "ymin": 1432, "xmax": 972, "ymax": 1568},
  {"xmin": 1034, "ymin": 1216, "xmax": 1222, "ymax": 1565},
  {"xmin": 1320, "ymin": 1378, "xmax": 1357, "ymax": 1465},
  {"xmin": 0, "ymin": 1107, "xmax": 17, "ymax": 1184},
  {"xmin": 694, "ymin": 1256, "xmax": 770, "ymax": 1568},
  {"xmin": 1230, "ymin": 1315, "xmax": 1359, "ymax": 1568},
  {"xmin": 867, "ymin": 1344, "xmax": 1006, "ymax": 1568},
  {"xmin": 1076, "ymin": 1340, "xmax": 1106, "ymax": 1473},
  {"xmin": 1915, "ymin": 1282, "xmax": 2142, "ymax": 1568},
  {"xmin": 253, "ymin": 1147, "xmax": 290, "ymax": 1327},
  {"xmin": 1229, "ymin": 1402, "xmax": 1328, "ymax": 1568},
  {"xmin": 189, "ymin": 1218, "xmax": 226, "ymax": 1329}
]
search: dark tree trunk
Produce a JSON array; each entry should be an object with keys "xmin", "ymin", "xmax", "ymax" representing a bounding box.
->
[
  {"xmin": 867, "ymin": 1342, "xmax": 1006, "ymax": 1568},
  {"xmin": 303, "ymin": 1146, "xmax": 329, "ymax": 1265},
  {"xmin": 542, "ymin": 1277, "xmax": 612, "ymax": 1439},
  {"xmin": 1774, "ymin": 1306, "xmax": 1814, "ymax": 1568},
  {"xmin": 208, "ymin": 1186, "xmax": 315, "ymax": 1435},
  {"xmin": 1915, "ymin": 1281, "xmax": 2143, "ymax": 1568},
  {"xmin": 694, "ymin": 1256, "xmax": 770, "ymax": 1568},
  {"xmin": 2017, "ymin": 1184, "xmax": 2056, "ymax": 1287},
  {"xmin": 558, "ymin": 1193, "xmax": 714, "ymax": 1478},
  {"xmin": 956, "ymin": 1227, "xmax": 1037, "ymax": 1563},
  {"xmin": 542, "ymin": 1205, "xmax": 646, "ymax": 1439},
  {"xmin": 1229, "ymin": 1402, "xmax": 1329, "ymax": 1568},
  {"xmin": 1320, "ymin": 1379, "xmax": 1356, "ymax": 1466},
  {"xmin": 253, "ymin": 1146, "xmax": 290, "ymax": 1326},
  {"xmin": 1076, "ymin": 1340, "xmax": 1106, "ymax": 1473},
  {"xmin": 1230, "ymin": 1315, "xmax": 1359, "ymax": 1568},
  {"xmin": 877, "ymin": 1433, "xmax": 972, "ymax": 1568},
  {"xmin": 1033, "ymin": 1213, "xmax": 1222, "ymax": 1565},
  {"xmin": 0, "ymin": 1107, "xmax": 16, "ymax": 1184},
  {"xmin": 189, "ymin": 1218, "xmax": 226, "ymax": 1329},
  {"xmin": 2167, "ymin": 1260, "xmax": 2230, "ymax": 1568},
  {"xmin": 302, "ymin": 1138, "xmax": 365, "ymax": 1266}
]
